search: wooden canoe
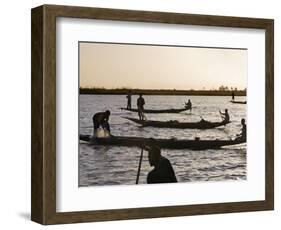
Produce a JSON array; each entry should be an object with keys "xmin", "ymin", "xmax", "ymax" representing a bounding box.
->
[
  {"xmin": 120, "ymin": 107, "xmax": 190, "ymax": 113},
  {"xmin": 230, "ymin": 100, "xmax": 247, "ymax": 104},
  {"xmin": 80, "ymin": 135, "xmax": 245, "ymax": 150},
  {"xmin": 123, "ymin": 117, "xmax": 230, "ymax": 129}
]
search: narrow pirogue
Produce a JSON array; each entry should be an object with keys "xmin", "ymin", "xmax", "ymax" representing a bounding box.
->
[
  {"xmin": 80, "ymin": 135, "xmax": 245, "ymax": 150},
  {"xmin": 120, "ymin": 107, "xmax": 190, "ymax": 113},
  {"xmin": 230, "ymin": 100, "xmax": 247, "ymax": 104},
  {"xmin": 123, "ymin": 117, "xmax": 230, "ymax": 129}
]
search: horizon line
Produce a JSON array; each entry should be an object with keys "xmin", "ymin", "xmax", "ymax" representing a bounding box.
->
[{"xmin": 79, "ymin": 87, "xmax": 247, "ymax": 91}]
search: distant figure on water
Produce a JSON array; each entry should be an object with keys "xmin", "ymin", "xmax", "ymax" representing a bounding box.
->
[
  {"xmin": 92, "ymin": 110, "xmax": 111, "ymax": 138},
  {"xmin": 232, "ymin": 91, "xmax": 235, "ymax": 100},
  {"xmin": 126, "ymin": 90, "xmax": 132, "ymax": 109},
  {"xmin": 146, "ymin": 145, "xmax": 177, "ymax": 184},
  {"xmin": 236, "ymin": 118, "xmax": 246, "ymax": 141},
  {"xmin": 185, "ymin": 99, "xmax": 192, "ymax": 112},
  {"xmin": 137, "ymin": 94, "xmax": 146, "ymax": 120},
  {"xmin": 219, "ymin": 109, "xmax": 230, "ymax": 123}
]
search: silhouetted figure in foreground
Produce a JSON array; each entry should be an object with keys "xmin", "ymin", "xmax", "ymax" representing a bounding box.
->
[
  {"xmin": 126, "ymin": 90, "xmax": 132, "ymax": 109},
  {"xmin": 137, "ymin": 94, "xmax": 146, "ymax": 120},
  {"xmin": 219, "ymin": 109, "xmax": 230, "ymax": 123},
  {"xmin": 236, "ymin": 118, "xmax": 246, "ymax": 141},
  {"xmin": 92, "ymin": 110, "xmax": 111, "ymax": 137},
  {"xmin": 146, "ymin": 145, "xmax": 177, "ymax": 184},
  {"xmin": 232, "ymin": 91, "xmax": 235, "ymax": 100},
  {"xmin": 185, "ymin": 99, "xmax": 192, "ymax": 112}
]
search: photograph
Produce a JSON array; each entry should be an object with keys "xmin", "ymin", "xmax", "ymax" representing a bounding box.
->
[{"xmin": 79, "ymin": 42, "xmax": 247, "ymax": 187}]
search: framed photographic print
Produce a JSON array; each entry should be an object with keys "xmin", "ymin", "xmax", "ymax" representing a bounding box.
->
[{"xmin": 31, "ymin": 4, "xmax": 274, "ymax": 225}]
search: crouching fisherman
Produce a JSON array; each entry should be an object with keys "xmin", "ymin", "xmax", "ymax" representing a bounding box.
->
[
  {"xmin": 146, "ymin": 145, "xmax": 177, "ymax": 184},
  {"xmin": 92, "ymin": 110, "xmax": 111, "ymax": 138}
]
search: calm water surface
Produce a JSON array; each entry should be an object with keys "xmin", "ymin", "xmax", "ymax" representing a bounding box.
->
[{"xmin": 79, "ymin": 95, "xmax": 247, "ymax": 186}]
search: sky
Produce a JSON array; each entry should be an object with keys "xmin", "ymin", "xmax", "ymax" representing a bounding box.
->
[{"xmin": 79, "ymin": 42, "xmax": 247, "ymax": 90}]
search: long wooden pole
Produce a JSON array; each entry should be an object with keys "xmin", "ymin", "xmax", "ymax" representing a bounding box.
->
[{"xmin": 136, "ymin": 148, "xmax": 144, "ymax": 184}]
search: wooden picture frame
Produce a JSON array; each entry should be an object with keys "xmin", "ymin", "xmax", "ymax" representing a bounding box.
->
[{"xmin": 31, "ymin": 4, "xmax": 274, "ymax": 225}]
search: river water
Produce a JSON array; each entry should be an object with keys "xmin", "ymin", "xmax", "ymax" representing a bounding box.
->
[{"xmin": 79, "ymin": 95, "xmax": 247, "ymax": 186}]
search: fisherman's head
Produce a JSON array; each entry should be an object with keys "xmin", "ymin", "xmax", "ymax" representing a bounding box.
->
[
  {"xmin": 225, "ymin": 109, "xmax": 228, "ymax": 113},
  {"xmin": 105, "ymin": 110, "xmax": 110, "ymax": 117},
  {"xmin": 148, "ymin": 145, "xmax": 161, "ymax": 167},
  {"xmin": 241, "ymin": 118, "xmax": 245, "ymax": 125}
]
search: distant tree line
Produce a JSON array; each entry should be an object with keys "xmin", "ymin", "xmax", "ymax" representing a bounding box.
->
[{"xmin": 80, "ymin": 87, "xmax": 246, "ymax": 96}]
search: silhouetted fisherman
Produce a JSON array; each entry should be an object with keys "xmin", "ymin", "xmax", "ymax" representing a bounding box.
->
[
  {"xmin": 146, "ymin": 145, "xmax": 177, "ymax": 184},
  {"xmin": 126, "ymin": 90, "xmax": 132, "ymax": 109},
  {"xmin": 236, "ymin": 118, "xmax": 246, "ymax": 141},
  {"xmin": 219, "ymin": 109, "xmax": 230, "ymax": 123},
  {"xmin": 137, "ymin": 94, "xmax": 145, "ymax": 120},
  {"xmin": 92, "ymin": 110, "xmax": 111, "ymax": 135},
  {"xmin": 185, "ymin": 99, "xmax": 192, "ymax": 112},
  {"xmin": 232, "ymin": 91, "xmax": 235, "ymax": 100}
]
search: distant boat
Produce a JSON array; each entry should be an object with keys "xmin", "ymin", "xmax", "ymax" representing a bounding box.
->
[
  {"xmin": 123, "ymin": 117, "xmax": 230, "ymax": 129},
  {"xmin": 80, "ymin": 135, "xmax": 245, "ymax": 150},
  {"xmin": 120, "ymin": 106, "xmax": 190, "ymax": 114},
  {"xmin": 230, "ymin": 100, "xmax": 246, "ymax": 104}
]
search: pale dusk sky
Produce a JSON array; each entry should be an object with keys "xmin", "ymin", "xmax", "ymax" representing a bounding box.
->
[{"xmin": 79, "ymin": 42, "xmax": 247, "ymax": 90}]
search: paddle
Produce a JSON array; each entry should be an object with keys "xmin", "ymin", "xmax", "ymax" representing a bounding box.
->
[
  {"xmin": 219, "ymin": 110, "xmax": 225, "ymax": 121},
  {"xmin": 136, "ymin": 147, "xmax": 144, "ymax": 184}
]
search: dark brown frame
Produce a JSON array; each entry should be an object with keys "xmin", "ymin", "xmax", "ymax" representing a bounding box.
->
[{"xmin": 31, "ymin": 4, "xmax": 274, "ymax": 225}]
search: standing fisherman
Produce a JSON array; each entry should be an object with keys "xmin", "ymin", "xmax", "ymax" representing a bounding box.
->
[
  {"xmin": 137, "ymin": 94, "xmax": 145, "ymax": 120},
  {"xmin": 126, "ymin": 90, "xmax": 132, "ymax": 109},
  {"xmin": 232, "ymin": 91, "xmax": 235, "ymax": 100}
]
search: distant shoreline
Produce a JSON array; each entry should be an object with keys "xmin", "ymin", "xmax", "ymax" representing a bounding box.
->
[{"xmin": 80, "ymin": 88, "xmax": 246, "ymax": 96}]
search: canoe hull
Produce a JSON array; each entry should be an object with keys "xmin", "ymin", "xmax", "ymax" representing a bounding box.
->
[
  {"xmin": 120, "ymin": 107, "xmax": 190, "ymax": 113},
  {"xmin": 80, "ymin": 135, "xmax": 246, "ymax": 150},
  {"xmin": 230, "ymin": 100, "xmax": 247, "ymax": 104},
  {"xmin": 123, "ymin": 117, "xmax": 230, "ymax": 129}
]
